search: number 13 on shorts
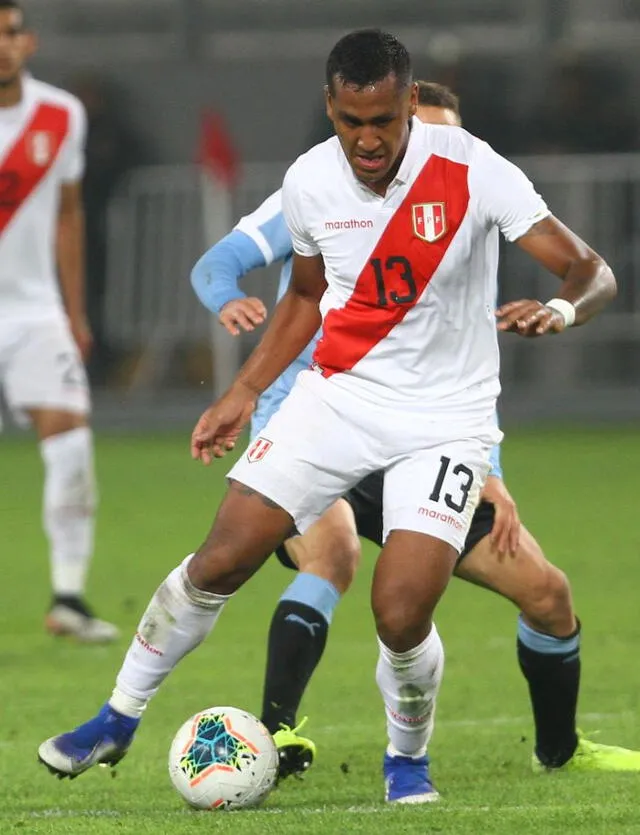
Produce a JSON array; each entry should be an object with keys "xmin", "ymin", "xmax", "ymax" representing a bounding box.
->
[{"xmin": 382, "ymin": 439, "xmax": 492, "ymax": 552}]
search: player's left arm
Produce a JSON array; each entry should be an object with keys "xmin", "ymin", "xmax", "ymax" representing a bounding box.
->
[
  {"xmin": 471, "ymin": 139, "xmax": 616, "ymax": 337},
  {"xmin": 57, "ymin": 180, "xmax": 92, "ymax": 359},
  {"xmin": 497, "ymin": 216, "xmax": 617, "ymax": 336}
]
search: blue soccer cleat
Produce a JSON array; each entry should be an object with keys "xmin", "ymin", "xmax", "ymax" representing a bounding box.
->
[
  {"xmin": 38, "ymin": 704, "xmax": 139, "ymax": 779},
  {"xmin": 383, "ymin": 751, "xmax": 440, "ymax": 804}
]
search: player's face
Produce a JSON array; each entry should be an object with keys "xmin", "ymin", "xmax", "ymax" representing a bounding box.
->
[
  {"xmin": 326, "ymin": 75, "xmax": 418, "ymax": 192},
  {"xmin": 0, "ymin": 9, "xmax": 33, "ymax": 86},
  {"xmin": 416, "ymin": 104, "xmax": 461, "ymax": 127}
]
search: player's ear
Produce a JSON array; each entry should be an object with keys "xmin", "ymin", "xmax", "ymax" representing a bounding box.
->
[
  {"xmin": 408, "ymin": 82, "xmax": 418, "ymax": 118},
  {"xmin": 324, "ymin": 84, "xmax": 334, "ymax": 121},
  {"xmin": 23, "ymin": 31, "xmax": 38, "ymax": 59}
]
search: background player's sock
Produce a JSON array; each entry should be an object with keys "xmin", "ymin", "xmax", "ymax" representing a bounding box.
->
[
  {"xmin": 260, "ymin": 572, "xmax": 339, "ymax": 733},
  {"xmin": 517, "ymin": 614, "xmax": 581, "ymax": 767},
  {"xmin": 376, "ymin": 624, "xmax": 444, "ymax": 757},
  {"xmin": 40, "ymin": 427, "xmax": 97, "ymax": 598},
  {"xmin": 109, "ymin": 555, "xmax": 230, "ymax": 718}
]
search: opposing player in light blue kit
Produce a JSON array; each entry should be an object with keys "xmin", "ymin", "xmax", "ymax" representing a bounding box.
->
[{"xmin": 190, "ymin": 81, "xmax": 640, "ymax": 790}]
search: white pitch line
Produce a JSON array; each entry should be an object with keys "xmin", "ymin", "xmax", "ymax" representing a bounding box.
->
[{"xmin": 21, "ymin": 802, "xmax": 633, "ymax": 820}]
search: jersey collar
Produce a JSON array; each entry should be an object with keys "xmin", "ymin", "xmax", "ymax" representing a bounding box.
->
[{"xmin": 392, "ymin": 116, "xmax": 425, "ymax": 185}]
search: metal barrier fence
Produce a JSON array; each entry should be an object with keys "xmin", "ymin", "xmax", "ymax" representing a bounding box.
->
[{"xmin": 102, "ymin": 155, "xmax": 640, "ymax": 425}]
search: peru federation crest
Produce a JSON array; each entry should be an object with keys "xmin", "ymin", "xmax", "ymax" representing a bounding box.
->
[
  {"xmin": 412, "ymin": 202, "xmax": 447, "ymax": 242},
  {"xmin": 28, "ymin": 131, "xmax": 53, "ymax": 167}
]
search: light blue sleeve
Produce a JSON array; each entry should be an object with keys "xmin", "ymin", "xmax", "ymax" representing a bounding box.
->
[
  {"xmin": 190, "ymin": 230, "xmax": 267, "ymax": 315},
  {"xmin": 191, "ymin": 189, "xmax": 293, "ymax": 315},
  {"xmin": 488, "ymin": 410, "xmax": 503, "ymax": 478},
  {"xmin": 488, "ymin": 443, "xmax": 503, "ymax": 479}
]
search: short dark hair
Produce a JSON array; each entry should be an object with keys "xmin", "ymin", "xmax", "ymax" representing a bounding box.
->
[
  {"xmin": 416, "ymin": 81, "xmax": 461, "ymax": 118},
  {"xmin": 0, "ymin": 0, "xmax": 25, "ymax": 24},
  {"xmin": 326, "ymin": 29, "xmax": 412, "ymax": 95}
]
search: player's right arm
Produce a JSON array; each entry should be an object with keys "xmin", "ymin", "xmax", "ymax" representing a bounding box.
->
[
  {"xmin": 191, "ymin": 166, "xmax": 326, "ymax": 463},
  {"xmin": 190, "ymin": 190, "xmax": 292, "ymax": 335}
]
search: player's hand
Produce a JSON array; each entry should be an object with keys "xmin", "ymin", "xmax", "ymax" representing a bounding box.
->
[
  {"xmin": 496, "ymin": 299, "xmax": 566, "ymax": 337},
  {"xmin": 481, "ymin": 475, "xmax": 521, "ymax": 557},
  {"xmin": 69, "ymin": 314, "xmax": 93, "ymax": 360},
  {"xmin": 219, "ymin": 298, "xmax": 267, "ymax": 336},
  {"xmin": 191, "ymin": 382, "xmax": 257, "ymax": 464}
]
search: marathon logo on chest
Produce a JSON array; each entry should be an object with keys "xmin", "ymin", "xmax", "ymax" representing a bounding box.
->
[
  {"xmin": 412, "ymin": 202, "xmax": 447, "ymax": 242},
  {"xmin": 0, "ymin": 101, "xmax": 70, "ymax": 236}
]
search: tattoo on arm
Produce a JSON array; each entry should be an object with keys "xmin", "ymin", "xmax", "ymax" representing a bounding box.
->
[{"xmin": 229, "ymin": 479, "xmax": 282, "ymax": 509}]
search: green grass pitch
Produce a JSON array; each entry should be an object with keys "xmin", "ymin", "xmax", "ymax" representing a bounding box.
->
[{"xmin": 1, "ymin": 426, "xmax": 640, "ymax": 834}]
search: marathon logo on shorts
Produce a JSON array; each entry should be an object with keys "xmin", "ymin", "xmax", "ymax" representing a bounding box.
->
[
  {"xmin": 247, "ymin": 436, "xmax": 272, "ymax": 463},
  {"xmin": 418, "ymin": 506, "xmax": 464, "ymax": 531},
  {"xmin": 412, "ymin": 202, "xmax": 447, "ymax": 243}
]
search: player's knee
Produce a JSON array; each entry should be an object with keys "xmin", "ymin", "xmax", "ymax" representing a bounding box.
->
[
  {"xmin": 373, "ymin": 588, "xmax": 433, "ymax": 652},
  {"xmin": 188, "ymin": 544, "xmax": 260, "ymax": 595},
  {"xmin": 295, "ymin": 535, "xmax": 361, "ymax": 594},
  {"xmin": 519, "ymin": 565, "xmax": 573, "ymax": 631}
]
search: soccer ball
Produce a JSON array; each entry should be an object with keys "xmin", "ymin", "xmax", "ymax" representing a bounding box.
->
[{"xmin": 168, "ymin": 706, "xmax": 279, "ymax": 811}]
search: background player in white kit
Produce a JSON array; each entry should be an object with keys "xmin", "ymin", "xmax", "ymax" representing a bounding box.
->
[
  {"xmin": 0, "ymin": 1, "xmax": 117, "ymax": 642},
  {"xmin": 39, "ymin": 30, "xmax": 616, "ymax": 803}
]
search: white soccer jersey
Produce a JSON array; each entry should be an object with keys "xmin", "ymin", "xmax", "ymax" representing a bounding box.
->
[
  {"xmin": 282, "ymin": 117, "xmax": 549, "ymax": 415},
  {"xmin": 0, "ymin": 75, "xmax": 86, "ymax": 322}
]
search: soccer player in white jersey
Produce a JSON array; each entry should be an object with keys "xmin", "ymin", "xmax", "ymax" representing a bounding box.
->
[
  {"xmin": 0, "ymin": 1, "xmax": 117, "ymax": 642},
  {"xmin": 39, "ymin": 31, "xmax": 617, "ymax": 802},
  {"xmin": 189, "ymin": 79, "xmax": 640, "ymax": 783}
]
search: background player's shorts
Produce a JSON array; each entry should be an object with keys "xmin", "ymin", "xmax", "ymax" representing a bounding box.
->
[
  {"xmin": 344, "ymin": 470, "xmax": 496, "ymax": 561},
  {"xmin": 229, "ymin": 370, "xmax": 499, "ymax": 553},
  {"xmin": 251, "ymin": 353, "xmax": 311, "ymax": 439},
  {"xmin": 0, "ymin": 317, "xmax": 90, "ymax": 427}
]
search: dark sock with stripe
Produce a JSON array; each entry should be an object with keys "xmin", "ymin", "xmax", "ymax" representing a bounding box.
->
[
  {"xmin": 517, "ymin": 615, "xmax": 581, "ymax": 768},
  {"xmin": 261, "ymin": 600, "xmax": 329, "ymax": 734},
  {"xmin": 260, "ymin": 574, "xmax": 339, "ymax": 735}
]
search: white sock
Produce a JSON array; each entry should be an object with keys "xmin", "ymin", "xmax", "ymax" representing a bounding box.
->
[
  {"xmin": 110, "ymin": 555, "xmax": 230, "ymax": 718},
  {"xmin": 376, "ymin": 624, "xmax": 444, "ymax": 757},
  {"xmin": 40, "ymin": 427, "xmax": 97, "ymax": 597}
]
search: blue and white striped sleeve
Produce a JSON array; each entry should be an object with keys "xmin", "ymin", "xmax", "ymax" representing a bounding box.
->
[{"xmin": 190, "ymin": 189, "xmax": 293, "ymax": 315}]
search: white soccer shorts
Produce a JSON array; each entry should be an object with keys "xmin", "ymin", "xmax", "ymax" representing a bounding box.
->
[
  {"xmin": 0, "ymin": 316, "xmax": 90, "ymax": 426},
  {"xmin": 228, "ymin": 370, "xmax": 500, "ymax": 553}
]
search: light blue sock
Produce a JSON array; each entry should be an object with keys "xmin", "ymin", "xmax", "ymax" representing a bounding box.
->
[
  {"xmin": 280, "ymin": 572, "xmax": 341, "ymax": 624},
  {"xmin": 517, "ymin": 614, "xmax": 580, "ymax": 658}
]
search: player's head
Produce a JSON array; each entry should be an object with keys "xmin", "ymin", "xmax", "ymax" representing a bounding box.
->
[
  {"xmin": 415, "ymin": 81, "xmax": 462, "ymax": 127},
  {"xmin": 0, "ymin": 0, "xmax": 34, "ymax": 87},
  {"xmin": 325, "ymin": 29, "xmax": 417, "ymax": 190}
]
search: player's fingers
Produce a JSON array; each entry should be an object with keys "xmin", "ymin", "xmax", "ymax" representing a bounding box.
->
[
  {"xmin": 496, "ymin": 304, "xmax": 533, "ymax": 331},
  {"xmin": 509, "ymin": 508, "xmax": 521, "ymax": 555},
  {"xmin": 218, "ymin": 312, "xmax": 240, "ymax": 335},
  {"xmin": 231, "ymin": 310, "xmax": 257, "ymax": 332},
  {"xmin": 245, "ymin": 298, "xmax": 268, "ymax": 321},
  {"xmin": 535, "ymin": 310, "xmax": 564, "ymax": 335},
  {"xmin": 490, "ymin": 507, "xmax": 506, "ymax": 556},
  {"xmin": 496, "ymin": 511, "xmax": 511, "ymax": 557},
  {"xmin": 220, "ymin": 317, "xmax": 240, "ymax": 336},
  {"xmin": 495, "ymin": 299, "xmax": 533, "ymax": 317}
]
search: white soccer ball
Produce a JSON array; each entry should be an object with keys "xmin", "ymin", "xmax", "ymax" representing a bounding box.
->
[{"xmin": 168, "ymin": 706, "xmax": 279, "ymax": 811}]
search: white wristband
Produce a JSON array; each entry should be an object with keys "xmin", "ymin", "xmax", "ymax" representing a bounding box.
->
[{"xmin": 545, "ymin": 298, "xmax": 576, "ymax": 328}]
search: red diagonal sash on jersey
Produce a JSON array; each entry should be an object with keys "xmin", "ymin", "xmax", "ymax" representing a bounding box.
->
[
  {"xmin": 0, "ymin": 102, "xmax": 70, "ymax": 237},
  {"xmin": 314, "ymin": 155, "xmax": 470, "ymax": 377}
]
